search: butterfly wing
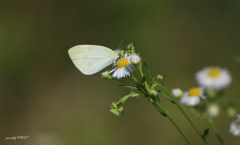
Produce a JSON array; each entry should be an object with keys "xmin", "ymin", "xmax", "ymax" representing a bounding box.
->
[{"xmin": 68, "ymin": 45, "xmax": 118, "ymax": 75}]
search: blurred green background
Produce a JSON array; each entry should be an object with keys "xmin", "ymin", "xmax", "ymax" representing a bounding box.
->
[{"xmin": 1, "ymin": 0, "xmax": 240, "ymax": 145}]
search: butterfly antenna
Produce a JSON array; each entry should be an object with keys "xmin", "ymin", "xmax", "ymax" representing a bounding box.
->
[{"xmin": 117, "ymin": 37, "xmax": 125, "ymax": 49}]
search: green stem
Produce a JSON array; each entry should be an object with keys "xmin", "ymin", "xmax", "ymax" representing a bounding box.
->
[
  {"xmin": 208, "ymin": 118, "xmax": 225, "ymax": 145},
  {"xmin": 131, "ymin": 74, "xmax": 138, "ymax": 82},
  {"xmin": 138, "ymin": 61, "xmax": 144, "ymax": 77},
  {"xmin": 116, "ymin": 79, "xmax": 133, "ymax": 86},
  {"xmin": 156, "ymin": 83, "xmax": 211, "ymax": 145},
  {"xmin": 150, "ymin": 98, "xmax": 193, "ymax": 145},
  {"xmin": 137, "ymin": 62, "xmax": 150, "ymax": 91},
  {"xmin": 118, "ymin": 92, "xmax": 137, "ymax": 104}
]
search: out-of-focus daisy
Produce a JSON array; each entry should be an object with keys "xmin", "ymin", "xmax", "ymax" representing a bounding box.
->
[
  {"xmin": 110, "ymin": 53, "xmax": 135, "ymax": 79},
  {"xmin": 195, "ymin": 66, "xmax": 231, "ymax": 90},
  {"xmin": 207, "ymin": 104, "xmax": 220, "ymax": 118},
  {"xmin": 171, "ymin": 88, "xmax": 183, "ymax": 98},
  {"xmin": 129, "ymin": 53, "xmax": 140, "ymax": 64},
  {"xmin": 229, "ymin": 114, "xmax": 240, "ymax": 136},
  {"xmin": 180, "ymin": 87, "xmax": 205, "ymax": 106}
]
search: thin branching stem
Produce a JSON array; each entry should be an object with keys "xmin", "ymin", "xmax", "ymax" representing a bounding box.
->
[
  {"xmin": 207, "ymin": 118, "xmax": 225, "ymax": 145},
  {"xmin": 156, "ymin": 83, "xmax": 211, "ymax": 145},
  {"xmin": 150, "ymin": 98, "xmax": 193, "ymax": 145},
  {"xmin": 131, "ymin": 74, "xmax": 138, "ymax": 83}
]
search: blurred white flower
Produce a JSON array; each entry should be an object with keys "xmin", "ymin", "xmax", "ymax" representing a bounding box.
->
[
  {"xmin": 171, "ymin": 88, "xmax": 183, "ymax": 98},
  {"xmin": 229, "ymin": 114, "xmax": 240, "ymax": 136},
  {"xmin": 195, "ymin": 66, "xmax": 231, "ymax": 90},
  {"xmin": 207, "ymin": 104, "xmax": 220, "ymax": 118},
  {"xmin": 180, "ymin": 87, "xmax": 205, "ymax": 106}
]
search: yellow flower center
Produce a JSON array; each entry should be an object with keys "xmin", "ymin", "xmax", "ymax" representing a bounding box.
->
[
  {"xmin": 188, "ymin": 87, "xmax": 201, "ymax": 97},
  {"xmin": 208, "ymin": 67, "xmax": 221, "ymax": 78},
  {"xmin": 117, "ymin": 58, "xmax": 130, "ymax": 68}
]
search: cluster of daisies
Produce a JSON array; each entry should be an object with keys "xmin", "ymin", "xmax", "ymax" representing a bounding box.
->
[
  {"xmin": 172, "ymin": 66, "xmax": 240, "ymax": 136},
  {"xmin": 102, "ymin": 52, "xmax": 140, "ymax": 79},
  {"xmin": 172, "ymin": 66, "xmax": 232, "ymax": 106}
]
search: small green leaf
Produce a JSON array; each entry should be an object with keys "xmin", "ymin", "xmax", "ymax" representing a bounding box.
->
[
  {"xmin": 154, "ymin": 101, "xmax": 167, "ymax": 117},
  {"xmin": 142, "ymin": 62, "xmax": 150, "ymax": 77},
  {"xmin": 156, "ymin": 89, "xmax": 161, "ymax": 93},
  {"xmin": 118, "ymin": 85, "xmax": 136, "ymax": 89},
  {"xmin": 110, "ymin": 109, "xmax": 120, "ymax": 116},
  {"xmin": 203, "ymin": 128, "xmax": 210, "ymax": 140},
  {"xmin": 141, "ymin": 76, "xmax": 146, "ymax": 84},
  {"xmin": 142, "ymin": 62, "xmax": 154, "ymax": 86},
  {"xmin": 136, "ymin": 82, "xmax": 148, "ymax": 96},
  {"xmin": 150, "ymin": 94, "xmax": 160, "ymax": 102},
  {"xmin": 162, "ymin": 72, "xmax": 173, "ymax": 86},
  {"xmin": 159, "ymin": 91, "xmax": 174, "ymax": 103},
  {"xmin": 156, "ymin": 107, "xmax": 166, "ymax": 116},
  {"xmin": 155, "ymin": 95, "xmax": 160, "ymax": 102}
]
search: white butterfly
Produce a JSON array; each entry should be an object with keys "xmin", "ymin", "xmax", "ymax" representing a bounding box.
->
[{"xmin": 68, "ymin": 45, "xmax": 119, "ymax": 75}]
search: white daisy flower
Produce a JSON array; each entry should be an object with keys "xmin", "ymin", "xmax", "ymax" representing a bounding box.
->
[
  {"xmin": 180, "ymin": 87, "xmax": 205, "ymax": 106},
  {"xmin": 207, "ymin": 104, "xmax": 220, "ymax": 118},
  {"xmin": 171, "ymin": 88, "xmax": 183, "ymax": 98},
  {"xmin": 195, "ymin": 66, "xmax": 232, "ymax": 90},
  {"xmin": 110, "ymin": 53, "xmax": 135, "ymax": 79},
  {"xmin": 129, "ymin": 53, "xmax": 140, "ymax": 64},
  {"xmin": 229, "ymin": 114, "xmax": 240, "ymax": 136}
]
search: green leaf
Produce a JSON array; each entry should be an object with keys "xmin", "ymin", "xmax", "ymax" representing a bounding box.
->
[
  {"xmin": 136, "ymin": 82, "xmax": 148, "ymax": 96},
  {"xmin": 159, "ymin": 91, "xmax": 174, "ymax": 103},
  {"xmin": 118, "ymin": 85, "xmax": 136, "ymax": 89},
  {"xmin": 156, "ymin": 89, "xmax": 161, "ymax": 92},
  {"xmin": 150, "ymin": 94, "xmax": 161, "ymax": 102},
  {"xmin": 142, "ymin": 62, "xmax": 154, "ymax": 86},
  {"xmin": 155, "ymin": 95, "xmax": 160, "ymax": 102},
  {"xmin": 203, "ymin": 128, "xmax": 210, "ymax": 140},
  {"xmin": 162, "ymin": 72, "xmax": 173, "ymax": 86},
  {"xmin": 141, "ymin": 76, "xmax": 146, "ymax": 84},
  {"xmin": 110, "ymin": 109, "xmax": 120, "ymax": 116},
  {"xmin": 156, "ymin": 107, "xmax": 166, "ymax": 116},
  {"xmin": 154, "ymin": 101, "xmax": 167, "ymax": 117}
]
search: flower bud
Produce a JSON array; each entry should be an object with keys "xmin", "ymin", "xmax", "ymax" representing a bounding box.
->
[
  {"xmin": 127, "ymin": 43, "xmax": 135, "ymax": 51},
  {"xmin": 129, "ymin": 53, "xmax": 140, "ymax": 65},
  {"xmin": 101, "ymin": 71, "xmax": 112, "ymax": 80},
  {"xmin": 120, "ymin": 50, "xmax": 125, "ymax": 57},
  {"xmin": 149, "ymin": 89, "xmax": 158, "ymax": 96},
  {"xmin": 111, "ymin": 102, "xmax": 118, "ymax": 109},
  {"xmin": 227, "ymin": 106, "xmax": 237, "ymax": 119},
  {"xmin": 206, "ymin": 88, "xmax": 217, "ymax": 99},
  {"xmin": 207, "ymin": 104, "xmax": 220, "ymax": 118},
  {"xmin": 117, "ymin": 106, "xmax": 123, "ymax": 112},
  {"xmin": 157, "ymin": 75, "xmax": 164, "ymax": 81},
  {"xmin": 110, "ymin": 109, "xmax": 120, "ymax": 116}
]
